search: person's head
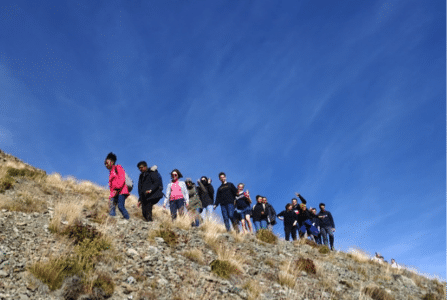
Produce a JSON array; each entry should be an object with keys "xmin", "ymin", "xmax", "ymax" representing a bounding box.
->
[
  {"xmin": 291, "ymin": 198, "xmax": 298, "ymax": 206},
  {"xmin": 310, "ymin": 207, "xmax": 317, "ymax": 215},
  {"xmin": 185, "ymin": 178, "xmax": 193, "ymax": 187},
  {"xmin": 391, "ymin": 258, "xmax": 395, "ymax": 263},
  {"xmin": 200, "ymin": 176, "xmax": 208, "ymax": 184},
  {"xmin": 299, "ymin": 203, "xmax": 306, "ymax": 210},
  {"xmin": 137, "ymin": 161, "xmax": 148, "ymax": 172},
  {"xmin": 237, "ymin": 183, "xmax": 245, "ymax": 191},
  {"xmin": 218, "ymin": 172, "xmax": 226, "ymax": 183},
  {"xmin": 319, "ymin": 203, "xmax": 326, "ymax": 211},
  {"xmin": 171, "ymin": 169, "xmax": 183, "ymax": 181},
  {"xmin": 256, "ymin": 195, "xmax": 263, "ymax": 203},
  {"xmin": 286, "ymin": 203, "xmax": 292, "ymax": 211},
  {"xmin": 262, "ymin": 197, "xmax": 267, "ymax": 204},
  {"xmin": 104, "ymin": 152, "xmax": 117, "ymax": 169}
]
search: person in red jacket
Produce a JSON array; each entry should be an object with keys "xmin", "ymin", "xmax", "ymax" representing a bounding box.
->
[{"xmin": 105, "ymin": 152, "xmax": 130, "ymax": 220}]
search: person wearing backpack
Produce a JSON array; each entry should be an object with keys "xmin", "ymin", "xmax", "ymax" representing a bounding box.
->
[
  {"xmin": 137, "ymin": 161, "xmax": 163, "ymax": 222},
  {"xmin": 104, "ymin": 152, "xmax": 130, "ymax": 220}
]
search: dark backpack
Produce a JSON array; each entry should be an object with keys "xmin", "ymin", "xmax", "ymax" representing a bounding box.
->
[{"xmin": 267, "ymin": 204, "xmax": 277, "ymax": 226}]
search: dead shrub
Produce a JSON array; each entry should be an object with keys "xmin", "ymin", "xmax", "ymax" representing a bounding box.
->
[
  {"xmin": 255, "ymin": 229, "xmax": 277, "ymax": 244},
  {"xmin": 362, "ymin": 286, "xmax": 395, "ymax": 300}
]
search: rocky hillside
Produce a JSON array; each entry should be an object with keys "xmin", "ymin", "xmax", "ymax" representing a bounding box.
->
[{"xmin": 0, "ymin": 150, "xmax": 444, "ymax": 300}]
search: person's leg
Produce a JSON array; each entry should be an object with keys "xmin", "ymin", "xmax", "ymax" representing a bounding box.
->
[
  {"xmin": 328, "ymin": 228, "xmax": 335, "ymax": 250},
  {"xmin": 109, "ymin": 197, "xmax": 117, "ymax": 217},
  {"xmin": 253, "ymin": 221, "xmax": 260, "ymax": 232},
  {"xmin": 194, "ymin": 208, "xmax": 201, "ymax": 227},
  {"xmin": 117, "ymin": 194, "xmax": 130, "ymax": 219},
  {"xmin": 240, "ymin": 218, "xmax": 246, "ymax": 234},
  {"xmin": 220, "ymin": 204, "xmax": 231, "ymax": 231},
  {"xmin": 284, "ymin": 227, "xmax": 291, "ymax": 241},
  {"xmin": 141, "ymin": 200, "xmax": 150, "ymax": 221},
  {"xmin": 291, "ymin": 226, "xmax": 297, "ymax": 241},
  {"xmin": 260, "ymin": 219, "xmax": 267, "ymax": 229},
  {"xmin": 227, "ymin": 203, "xmax": 238, "ymax": 232},
  {"xmin": 320, "ymin": 227, "xmax": 328, "ymax": 246},
  {"xmin": 245, "ymin": 215, "xmax": 254, "ymax": 233},
  {"xmin": 169, "ymin": 200, "xmax": 178, "ymax": 220}
]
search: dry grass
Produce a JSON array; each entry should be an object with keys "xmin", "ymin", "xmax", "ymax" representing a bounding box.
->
[
  {"xmin": 363, "ymin": 285, "xmax": 395, "ymax": 300},
  {"xmin": 277, "ymin": 261, "xmax": 297, "ymax": 288},
  {"xmin": 242, "ymin": 279, "xmax": 263, "ymax": 300},
  {"xmin": 0, "ymin": 191, "xmax": 47, "ymax": 213},
  {"xmin": 181, "ymin": 249, "xmax": 205, "ymax": 265},
  {"xmin": 348, "ymin": 247, "xmax": 371, "ymax": 263},
  {"xmin": 49, "ymin": 198, "xmax": 85, "ymax": 233}
]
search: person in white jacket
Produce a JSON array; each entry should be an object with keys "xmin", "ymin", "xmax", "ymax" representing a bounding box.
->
[{"xmin": 163, "ymin": 169, "xmax": 189, "ymax": 220}]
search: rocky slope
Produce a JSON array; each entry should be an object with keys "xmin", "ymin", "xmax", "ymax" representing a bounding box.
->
[{"xmin": 0, "ymin": 150, "xmax": 444, "ymax": 300}]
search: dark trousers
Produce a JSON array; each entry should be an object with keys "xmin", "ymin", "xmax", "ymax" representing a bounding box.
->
[
  {"xmin": 141, "ymin": 197, "xmax": 162, "ymax": 221},
  {"xmin": 284, "ymin": 226, "xmax": 297, "ymax": 241}
]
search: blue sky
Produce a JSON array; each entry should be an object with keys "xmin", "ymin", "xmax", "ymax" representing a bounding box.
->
[{"xmin": 0, "ymin": 1, "xmax": 445, "ymax": 280}]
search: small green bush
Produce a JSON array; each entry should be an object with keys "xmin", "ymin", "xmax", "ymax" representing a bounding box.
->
[
  {"xmin": 0, "ymin": 175, "xmax": 15, "ymax": 193},
  {"xmin": 63, "ymin": 221, "xmax": 102, "ymax": 244},
  {"xmin": 294, "ymin": 258, "xmax": 317, "ymax": 274},
  {"xmin": 319, "ymin": 245, "xmax": 330, "ymax": 254},
  {"xmin": 210, "ymin": 259, "xmax": 240, "ymax": 279},
  {"xmin": 255, "ymin": 229, "xmax": 277, "ymax": 244},
  {"xmin": 28, "ymin": 256, "xmax": 84, "ymax": 290},
  {"xmin": 92, "ymin": 273, "xmax": 115, "ymax": 298},
  {"xmin": 154, "ymin": 228, "xmax": 178, "ymax": 247},
  {"xmin": 362, "ymin": 286, "xmax": 395, "ymax": 300},
  {"xmin": 422, "ymin": 293, "xmax": 443, "ymax": 300},
  {"xmin": 6, "ymin": 167, "xmax": 46, "ymax": 179}
]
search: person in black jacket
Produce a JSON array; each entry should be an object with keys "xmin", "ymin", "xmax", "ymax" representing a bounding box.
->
[
  {"xmin": 277, "ymin": 203, "xmax": 298, "ymax": 241},
  {"xmin": 252, "ymin": 195, "xmax": 268, "ymax": 231},
  {"xmin": 197, "ymin": 176, "xmax": 214, "ymax": 221},
  {"xmin": 137, "ymin": 161, "xmax": 163, "ymax": 222},
  {"xmin": 262, "ymin": 197, "xmax": 276, "ymax": 230},
  {"xmin": 317, "ymin": 203, "xmax": 335, "ymax": 250},
  {"xmin": 214, "ymin": 172, "xmax": 238, "ymax": 232}
]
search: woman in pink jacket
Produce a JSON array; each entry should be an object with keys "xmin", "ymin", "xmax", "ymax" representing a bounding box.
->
[{"xmin": 104, "ymin": 152, "xmax": 130, "ymax": 219}]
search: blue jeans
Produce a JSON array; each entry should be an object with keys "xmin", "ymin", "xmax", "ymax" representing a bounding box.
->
[
  {"xmin": 320, "ymin": 227, "xmax": 334, "ymax": 248},
  {"xmin": 220, "ymin": 203, "xmax": 235, "ymax": 231},
  {"xmin": 169, "ymin": 198, "xmax": 185, "ymax": 220},
  {"xmin": 253, "ymin": 219, "xmax": 268, "ymax": 231},
  {"xmin": 192, "ymin": 208, "xmax": 201, "ymax": 227},
  {"xmin": 201, "ymin": 205, "xmax": 214, "ymax": 220},
  {"xmin": 110, "ymin": 194, "xmax": 130, "ymax": 219}
]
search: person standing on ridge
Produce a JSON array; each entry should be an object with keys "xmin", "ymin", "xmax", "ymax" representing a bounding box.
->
[
  {"xmin": 214, "ymin": 172, "xmax": 238, "ymax": 232},
  {"xmin": 104, "ymin": 152, "xmax": 130, "ymax": 220},
  {"xmin": 197, "ymin": 176, "xmax": 214, "ymax": 221},
  {"xmin": 163, "ymin": 169, "xmax": 189, "ymax": 220},
  {"xmin": 137, "ymin": 161, "xmax": 163, "ymax": 222},
  {"xmin": 317, "ymin": 203, "xmax": 336, "ymax": 250}
]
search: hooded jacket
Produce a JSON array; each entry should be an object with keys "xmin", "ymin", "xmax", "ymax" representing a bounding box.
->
[
  {"xmin": 109, "ymin": 165, "xmax": 129, "ymax": 198},
  {"xmin": 138, "ymin": 165, "xmax": 163, "ymax": 203},
  {"xmin": 197, "ymin": 177, "xmax": 214, "ymax": 207},
  {"xmin": 185, "ymin": 179, "xmax": 202, "ymax": 210}
]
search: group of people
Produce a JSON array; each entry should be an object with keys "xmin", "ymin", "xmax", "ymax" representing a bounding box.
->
[
  {"xmin": 276, "ymin": 194, "xmax": 336, "ymax": 250},
  {"xmin": 104, "ymin": 152, "xmax": 336, "ymax": 249}
]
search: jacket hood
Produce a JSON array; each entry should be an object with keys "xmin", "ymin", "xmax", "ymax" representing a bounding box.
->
[{"xmin": 150, "ymin": 165, "xmax": 158, "ymax": 171}]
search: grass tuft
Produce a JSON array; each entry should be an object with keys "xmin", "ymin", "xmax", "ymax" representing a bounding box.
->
[
  {"xmin": 64, "ymin": 221, "xmax": 102, "ymax": 245},
  {"xmin": 319, "ymin": 245, "xmax": 330, "ymax": 254},
  {"xmin": 210, "ymin": 259, "xmax": 241, "ymax": 279},
  {"xmin": 150, "ymin": 227, "xmax": 178, "ymax": 247},
  {"xmin": 255, "ymin": 229, "xmax": 278, "ymax": 244},
  {"xmin": 294, "ymin": 258, "xmax": 317, "ymax": 274},
  {"xmin": 362, "ymin": 286, "xmax": 395, "ymax": 300}
]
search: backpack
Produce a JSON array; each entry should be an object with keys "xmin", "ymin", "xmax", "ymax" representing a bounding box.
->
[
  {"xmin": 125, "ymin": 172, "xmax": 133, "ymax": 193},
  {"xmin": 115, "ymin": 166, "xmax": 133, "ymax": 193},
  {"xmin": 267, "ymin": 204, "xmax": 277, "ymax": 226}
]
